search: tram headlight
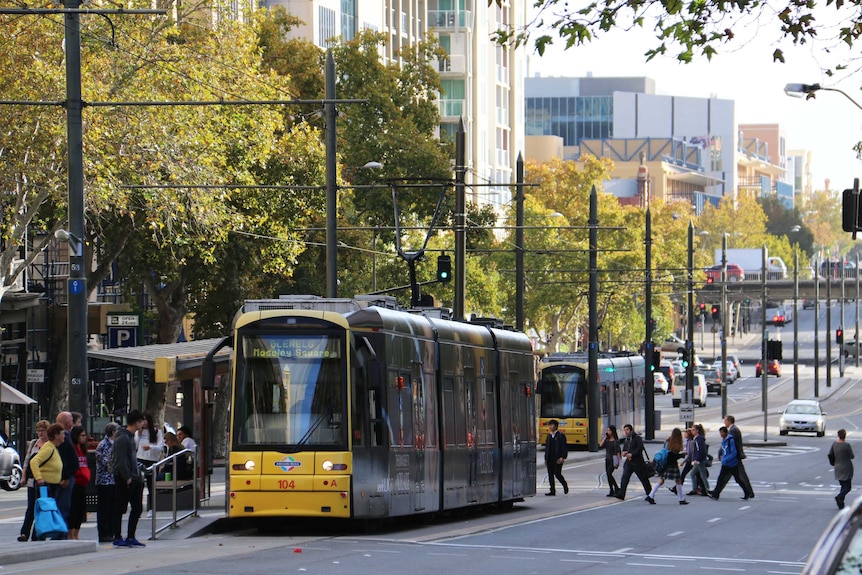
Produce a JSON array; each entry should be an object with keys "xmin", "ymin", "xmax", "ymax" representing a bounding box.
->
[
  {"xmin": 244, "ymin": 460, "xmax": 255, "ymax": 471},
  {"xmin": 322, "ymin": 460, "xmax": 333, "ymax": 471}
]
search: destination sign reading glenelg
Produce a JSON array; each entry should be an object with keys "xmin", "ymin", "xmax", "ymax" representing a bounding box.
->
[{"xmin": 248, "ymin": 337, "xmax": 339, "ymax": 359}]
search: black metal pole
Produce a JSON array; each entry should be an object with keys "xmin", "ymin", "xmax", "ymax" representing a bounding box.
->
[
  {"xmin": 793, "ymin": 248, "xmax": 799, "ymax": 399},
  {"xmin": 814, "ymin": 257, "xmax": 820, "ymax": 397},
  {"xmin": 588, "ymin": 186, "xmax": 599, "ymax": 452},
  {"xmin": 65, "ymin": 0, "xmax": 89, "ymax": 420},
  {"xmin": 324, "ymin": 50, "xmax": 337, "ymax": 298},
  {"xmin": 841, "ymin": 266, "xmax": 846, "ymax": 377},
  {"xmin": 856, "ymin": 253, "xmax": 860, "ymax": 368},
  {"xmin": 827, "ymin": 261, "xmax": 833, "ymax": 388},
  {"xmin": 720, "ymin": 234, "xmax": 728, "ymax": 417},
  {"xmin": 454, "ymin": 119, "xmax": 466, "ymax": 320},
  {"xmin": 762, "ymin": 245, "xmax": 768, "ymax": 441},
  {"xmin": 515, "ymin": 153, "xmax": 525, "ymax": 332},
  {"xmin": 645, "ymin": 208, "xmax": 655, "ymax": 440},
  {"xmin": 686, "ymin": 222, "xmax": 694, "ymax": 398}
]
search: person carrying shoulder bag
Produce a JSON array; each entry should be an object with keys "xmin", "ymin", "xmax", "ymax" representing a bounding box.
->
[{"xmin": 27, "ymin": 424, "xmax": 66, "ymax": 540}]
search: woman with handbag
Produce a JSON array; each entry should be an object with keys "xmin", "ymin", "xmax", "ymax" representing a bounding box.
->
[
  {"xmin": 17, "ymin": 420, "xmax": 49, "ymax": 542},
  {"xmin": 599, "ymin": 425, "xmax": 621, "ymax": 497},
  {"xmin": 27, "ymin": 424, "xmax": 66, "ymax": 539}
]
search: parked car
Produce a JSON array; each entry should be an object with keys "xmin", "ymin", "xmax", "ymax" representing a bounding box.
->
[
  {"xmin": 704, "ymin": 262, "xmax": 745, "ymax": 283},
  {"xmin": 755, "ymin": 359, "xmax": 782, "ymax": 377},
  {"xmin": 661, "ymin": 335, "xmax": 686, "ymax": 354},
  {"xmin": 699, "ymin": 367, "xmax": 722, "ymax": 395},
  {"xmin": 779, "ymin": 399, "xmax": 826, "ymax": 437},
  {"xmin": 0, "ymin": 436, "xmax": 22, "ymax": 491},
  {"xmin": 671, "ymin": 373, "xmax": 707, "ymax": 407},
  {"xmin": 652, "ymin": 372, "xmax": 669, "ymax": 394}
]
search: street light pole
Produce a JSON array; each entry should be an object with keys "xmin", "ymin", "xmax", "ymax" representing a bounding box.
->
[
  {"xmin": 784, "ymin": 83, "xmax": 862, "ymax": 111},
  {"xmin": 325, "ymin": 50, "xmax": 338, "ymax": 298},
  {"xmin": 841, "ymin": 267, "xmax": 846, "ymax": 378},
  {"xmin": 515, "ymin": 154, "xmax": 525, "ymax": 332}
]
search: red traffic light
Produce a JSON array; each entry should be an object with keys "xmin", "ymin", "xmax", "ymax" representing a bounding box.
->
[{"xmin": 837, "ymin": 329, "xmax": 844, "ymax": 344}]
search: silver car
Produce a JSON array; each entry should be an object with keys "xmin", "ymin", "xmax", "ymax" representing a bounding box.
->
[
  {"xmin": 0, "ymin": 436, "xmax": 22, "ymax": 491},
  {"xmin": 779, "ymin": 399, "xmax": 827, "ymax": 437}
]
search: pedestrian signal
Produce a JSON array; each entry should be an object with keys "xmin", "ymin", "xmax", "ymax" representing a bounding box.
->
[{"xmin": 837, "ymin": 328, "xmax": 844, "ymax": 345}]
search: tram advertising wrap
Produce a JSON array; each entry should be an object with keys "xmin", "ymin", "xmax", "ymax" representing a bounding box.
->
[
  {"xmin": 537, "ymin": 353, "xmax": 645, "ymax": 448},
  {"xmin": 225, "ymin": 296, "xmax": 537, "ymax": 521}
]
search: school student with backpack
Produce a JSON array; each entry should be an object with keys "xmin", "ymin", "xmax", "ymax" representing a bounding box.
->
[{"xmin": 645, "ymin": 427, "xmax": 690, "ymax": 505}]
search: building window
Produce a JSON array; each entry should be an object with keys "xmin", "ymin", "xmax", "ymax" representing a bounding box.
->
[
  {"xmin": 341, "ymin": 0, "xmax": 356, "ymax": 41},
  {"xmin": 319, "ymin": 6, "xmax": 336, "ymax": 46}
]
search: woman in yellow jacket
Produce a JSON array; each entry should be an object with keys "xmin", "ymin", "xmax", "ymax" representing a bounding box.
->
[{"xmin": 28, "ymin": 423, "xmax": 66, "ymax": 499}]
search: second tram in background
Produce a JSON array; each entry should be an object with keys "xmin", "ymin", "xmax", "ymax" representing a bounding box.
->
[{"xmin": 536, "ymin": 352, "xmax": 646, "ymax": 448}]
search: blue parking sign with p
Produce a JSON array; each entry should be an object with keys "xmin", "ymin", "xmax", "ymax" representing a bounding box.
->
[{"xmin": 108, "ymin": 327, "xmax": 137, "ymax": 348}]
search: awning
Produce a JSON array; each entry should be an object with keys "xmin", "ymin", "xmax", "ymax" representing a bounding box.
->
[
  {"xmin": 0, "ymin": 381, "xmax": 37, "ymax": 405},
  {"xmin": 87, "ymin": 338, "xmax": 231, "ymax": 383}
]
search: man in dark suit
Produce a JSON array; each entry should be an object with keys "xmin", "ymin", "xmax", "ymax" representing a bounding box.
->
[
  {"xmin": 544, "ymin": 420, "xmax": 568, "ymax": 495},
  {"xmin": 616, "ymin": 423, "xmax": 653, "ymax": 500},
  {"xmin": 724, "ymin": 415, "xmax": 755, "ymax": 499}
]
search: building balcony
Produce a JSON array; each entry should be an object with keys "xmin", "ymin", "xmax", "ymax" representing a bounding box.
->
[
  {"xmin": 428, "ymin": 10, "xmax": 471, "ymax": 29},
  {"xmin": 435, "ymin": 54, "xmax": 466, "ymax": 74},
  {"xmin": 439, "ymin": 98, "xmax": 465, "ymax": 119}
]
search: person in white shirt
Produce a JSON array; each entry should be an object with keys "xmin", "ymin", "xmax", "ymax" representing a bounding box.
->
[
  {"xmin": 177, "ymin": 426, "xmax": 196, "ymax": 453},
  {"xmin": 135, "ymin": 412, "xmax": 164, "ymax": 511}
]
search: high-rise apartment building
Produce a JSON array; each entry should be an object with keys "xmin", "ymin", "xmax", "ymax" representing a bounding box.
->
[{"xmin": 265, "ymin": 0, "xmax": 527, "ymax": 213}]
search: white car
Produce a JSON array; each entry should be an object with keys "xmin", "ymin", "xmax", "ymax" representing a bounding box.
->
[
  {"xmin": 779, "ymin": 399, "xmax": 827, "ymax": 437},
  {"xmin": 653, "ymin": 372, "xmax": 669, "ymax": 394},
  {"xmin": 671, "ymin": 373, "xmax": 707, "ymax": 407}
]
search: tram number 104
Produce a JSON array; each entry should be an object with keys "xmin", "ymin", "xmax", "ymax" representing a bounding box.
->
[{"xmin": 278, "ymin": 479, "xmax": 296, "ymax": 490}]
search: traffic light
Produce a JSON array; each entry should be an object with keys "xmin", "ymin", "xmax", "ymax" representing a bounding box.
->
[
  {"xmin": 650, "ymin": 344, "xmax": 661, "ymax": 372},
  {"xmin": 843, "ymin": 186, "xmax": 861, "ymax": 234},
  {"xmin": 681, "ymin": 348, "xmax": 690, "ymax": 369},
  {"xmin": 436, "ymin": 254, "xmax": 452, "ymax": 283},
  {"xmin": 706, "ymin": 276, "xmax": 714, "ymax": 285},
  {"xmin": 699, "ymin": 302, "xmax": 706, "ymax": 316},
  {"xmin": 837, "ymin": 328, "xmax": 844, "ymax": 345},
  {"xmin": 711, "ymin": 305, "xmax": 720, "ymax": 321}
]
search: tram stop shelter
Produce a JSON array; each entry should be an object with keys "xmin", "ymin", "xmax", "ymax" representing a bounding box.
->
[{"xmin": 88, "ymin": 338, "xmax": 232, "ymax": 497}]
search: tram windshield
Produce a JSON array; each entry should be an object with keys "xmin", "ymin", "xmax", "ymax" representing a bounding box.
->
[
  {"xmin": 539, "ymin": 366, "xmax": 587, "ymax": 418},
  {"xmin": 233, "ymin": 333, "xmax": 347, "ymax": 449}
]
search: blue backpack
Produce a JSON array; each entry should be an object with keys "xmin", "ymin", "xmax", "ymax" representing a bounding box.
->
[{"xmin": 651, "ymin": 446, "xmax": 670, "ymax": 474}]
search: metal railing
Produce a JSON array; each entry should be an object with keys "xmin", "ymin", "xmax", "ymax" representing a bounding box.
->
[{"xmin": 144, "ymin": 448, "xmax": 197, "ymax": 540}]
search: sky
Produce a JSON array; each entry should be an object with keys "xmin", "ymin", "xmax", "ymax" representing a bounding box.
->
[{"xmin": 523, "ymin": 7, "xmax": 862, "ymax": 195}]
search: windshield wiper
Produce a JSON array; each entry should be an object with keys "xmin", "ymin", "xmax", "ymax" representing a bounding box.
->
[{"xmin": 287, "ymin": 406, "xmax": 334, "ymax": 453}]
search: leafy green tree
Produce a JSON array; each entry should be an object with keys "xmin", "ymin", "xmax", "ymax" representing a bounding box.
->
[{"xmin": 494, "ymin": 0, "xmax": 858, "ymax": 69}]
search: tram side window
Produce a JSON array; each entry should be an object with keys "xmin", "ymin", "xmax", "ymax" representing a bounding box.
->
[
  {"xmin": 388, "ymin": 370, "xmax": 414, "ymax": 447},
  {"xmin": 600, "ymin": 384, "xmax": 609, "ymax": 417},
  {"xmin": 443, "ymin": 377, "xmax": 456, "ymax": 446}
]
